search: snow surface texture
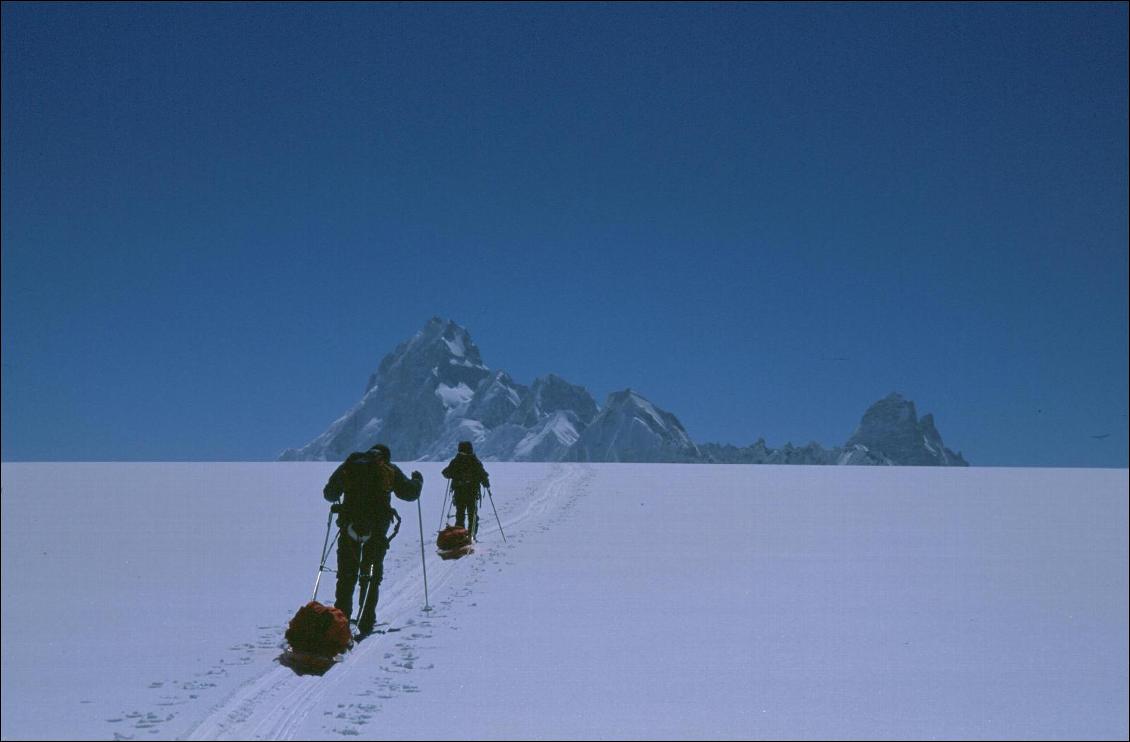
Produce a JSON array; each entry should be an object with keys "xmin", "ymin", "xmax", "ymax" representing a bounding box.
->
[
  {"xmin": 2, "ymin": 463, "xmax": 1126, "ymax": 740},
  {"xmin": 279, "ymin": 318, "xmax": 967, "ymax": 466}
]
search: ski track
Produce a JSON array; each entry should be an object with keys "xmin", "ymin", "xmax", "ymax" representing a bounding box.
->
[{"xmin": 163, "ymin": 463, "xmax": 594, "ymax": 741}]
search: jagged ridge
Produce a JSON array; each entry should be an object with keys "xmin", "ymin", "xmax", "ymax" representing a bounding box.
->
[{"xmin": 281, "ymin": 319, "xmax": 968, "ymax": 465}]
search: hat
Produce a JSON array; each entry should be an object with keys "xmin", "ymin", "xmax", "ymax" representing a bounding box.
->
[
  {"xmin": 368, "ymin": 443, "xmax": 391, "ymax": 460},
  {"xmin": 457, "ymin": 440, "xmax": 473, "ymax": 454}
]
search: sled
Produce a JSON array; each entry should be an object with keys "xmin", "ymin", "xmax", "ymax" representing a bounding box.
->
[
  {"xmin": 278, "ymin": 646, "xmax": 345, "ymax": 676},
  {"xmin": 437, "ymin": 543, "xmax": 475, "ymax": 560},
  {"xmin": 280, "ymin": 601, "xmax": 353, "ymax": 675},
  {"xmin": 436, "ymin": 525, "xmax": 474, "ymax": 560}
]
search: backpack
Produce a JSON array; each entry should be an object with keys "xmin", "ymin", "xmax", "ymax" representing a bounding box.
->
[
  {"xmin": 446, "ymin": 453, "xmax": 483, "ymax": 493},
  {"xmin": 334, "ymin": 452, "xmax": 398, "ymax": 538},
  {"xmin": 339, "ymin": 451, "xmax": 394, "ymax": 494}
]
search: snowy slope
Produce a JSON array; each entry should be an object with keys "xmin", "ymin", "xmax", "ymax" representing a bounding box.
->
[{"xmin": 1, "ymin": 463, "xmax": 1126, "ymax": 740}]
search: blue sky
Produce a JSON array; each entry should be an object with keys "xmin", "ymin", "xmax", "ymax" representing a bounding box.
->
[{"xmin": 2, "ymin": 2, "xmax": 1127, "ymax": 466}]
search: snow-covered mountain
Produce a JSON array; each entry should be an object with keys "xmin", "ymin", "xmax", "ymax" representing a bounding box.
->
[
  {"xmin": 281, "ymin": 318, "xmax": 968, "ymax": 465},
  {"xmin": 497, "ymin": 374, "xmax": 601, "ymax": 461},
  {"xmin": 280, "ymin": 318, "xmax": 493, "ymax": 461},
  {"xmin": 565, "ymin": 389, "xmax": 702, "ymax": 462},
  {"xmin": 280, "ymin": 318, "xmax": 602, "ymax": 462}
]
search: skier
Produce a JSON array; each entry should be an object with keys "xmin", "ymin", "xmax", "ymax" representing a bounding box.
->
[
  {"xmin": 322, "ymin": 443, "xmax": 422, "ymax": 636},
  {"xmin": 441, "ymin": 440, "xmax": 490, "ymax": 537}
]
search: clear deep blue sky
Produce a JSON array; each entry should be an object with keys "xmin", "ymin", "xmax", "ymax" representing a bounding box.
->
[{"xmin": 2, "ymin": 2, "xmax": 1127, "ymax": 466}]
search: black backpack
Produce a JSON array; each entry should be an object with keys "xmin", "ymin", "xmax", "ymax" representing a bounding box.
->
[{"xmin": 336, "ymin": 451, "xmax": 397, "ymax": 539}]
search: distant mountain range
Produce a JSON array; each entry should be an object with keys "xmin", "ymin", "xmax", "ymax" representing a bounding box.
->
[{"xmin": 280, "ymin": 317, "xmax": 968, "ymax": 466}]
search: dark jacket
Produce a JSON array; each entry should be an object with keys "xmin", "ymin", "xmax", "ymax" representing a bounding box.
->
[
  {"xmin": 323, "ymin": 450, "xmax": 422, "ymax": 538},
  {"xmin": 442, "ymin": 452, "xmax": 490, "ymax": 501}
]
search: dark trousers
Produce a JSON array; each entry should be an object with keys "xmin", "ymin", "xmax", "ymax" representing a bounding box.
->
[
  {"xmin": 454, "ymin": 492, "xmax": 479, "ymax": 536},
  {"xmin": 334, "ymin": 532, "xmax": 388, "ymax": 630}
]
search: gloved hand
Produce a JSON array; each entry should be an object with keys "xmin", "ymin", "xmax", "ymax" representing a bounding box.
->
[
  {"xmin": 330, "ymin": 502, "xmax": 345, "ymax": 514},
  {"xmin": 323, "ymin": 488, "xmax": 339, "ymax": 503},
  {"xmin": 411, "ymin": 470, "xmax": 423, "ymax": 483}
]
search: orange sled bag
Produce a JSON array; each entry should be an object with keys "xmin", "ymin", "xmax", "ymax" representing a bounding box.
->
[
  {"xmin": 284, "ymin": 601, "xmax": 352, "ymax": 658},
  {"xmin": 436, "ymin": 525, "xmax": 474, "ymax": 559}
]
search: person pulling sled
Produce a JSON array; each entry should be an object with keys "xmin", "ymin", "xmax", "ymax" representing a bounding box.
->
[
  {"xmin": 322, "ymin": 443, "xmax": 422, "ymax": 636},
  {"xmin": 442, "ymin": 440, "xmax": 490, "ymax": 539},
  {"xmin": 434, "ymin": 441, "xmax": 490, "ymax": 559}
]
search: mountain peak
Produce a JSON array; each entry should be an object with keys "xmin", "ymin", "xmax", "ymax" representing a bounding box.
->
[
  {"xmin": 567, "ymin": 389, "xmax": 700, "ymax": 462},
  {"xmin": 370, "ymin": 318, "xmax": 486, "ymax": 390},
  {"xmin": 846, "ymin": 393, "xmax": 967, "ymax": 466},
  {"xmin": 511, "ymin": 374, "xmax": 598, "ymax": 428}
]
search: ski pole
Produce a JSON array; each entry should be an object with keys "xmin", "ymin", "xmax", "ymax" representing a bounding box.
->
[
  {"xmin": 438, "ymin": 480, "xmax": 451, "ymax": 530},
  {"xmin": 312, "ymin": 505, "xmax": 338, "ymax": 601},
  {"xmin": 487, "ymin": 487, "xmax": 506, "ymax": 542},
  {"xmin": 355, "ymin": 538, "xmax": 370, "ymax": 622},
  {"xmin": 417, "ymin": 495, "xmax": 431, "ymax": 611}
]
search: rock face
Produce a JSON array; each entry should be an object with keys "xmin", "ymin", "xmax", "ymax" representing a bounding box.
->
[
  {"xmin": 281, "ymin": 318, "xmax": 969, "ymax": 465},
  {"xmin": 843, "ymin": 393, "xmax": 968, "ymax": 466}
]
